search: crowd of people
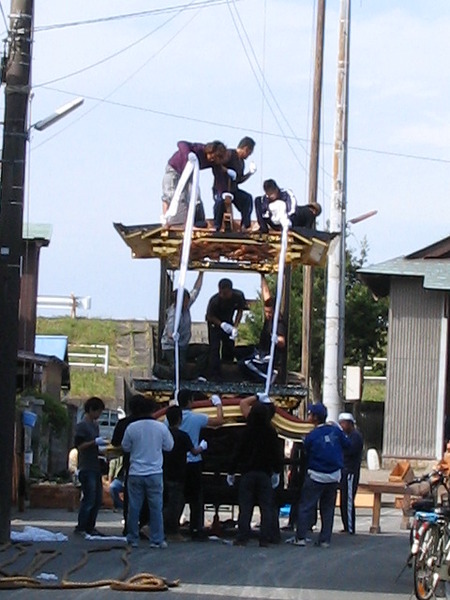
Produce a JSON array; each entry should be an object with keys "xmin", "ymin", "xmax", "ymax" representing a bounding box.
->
[
  {"xmin": 162, "ymin": 137, "xmax": 322, "ymax": 233},
  {"xmin": 73, "ymin": 392, "xmax": 363, "ymax": 550}
]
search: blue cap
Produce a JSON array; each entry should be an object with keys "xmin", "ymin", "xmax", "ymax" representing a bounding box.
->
[{"xmin": 307, "ymin": 403, "xmax": 328, "ymax": 420}]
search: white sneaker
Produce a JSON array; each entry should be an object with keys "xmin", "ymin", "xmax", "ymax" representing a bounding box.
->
[
  {"xmin": 149, "ymin": 541, "xmax": 168, "ymax": 549},
  {"xmin": 285, "ymin": 536, "xmax": 306, "ymax": 546}
]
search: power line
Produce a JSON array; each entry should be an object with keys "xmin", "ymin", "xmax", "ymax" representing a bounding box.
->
[
  {"xmin": 34, "ymin": 0, "xmax": 198, "ymax": 88},
  {"xmin": 225, "ymin": 0, "xmax": 308, "ymax": 174},
  {"xmin": 32, "ymin": 8, "xmax": 202, "ymax": 151},
  {"xmin": 36, "ymin": 86, "xmax": 450, "ymax": 164},
  {"xmin": 0, "ymin": 1, "xmax": 8, "ymax": 32},
  {"xmin": 34, "ymin": 0, "xmax": 237, "ymax": 32}
]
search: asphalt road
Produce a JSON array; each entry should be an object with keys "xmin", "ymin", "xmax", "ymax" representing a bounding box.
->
[{"xmin": 4, "ymin": 506, "xmax": 417, "ymax": 599}]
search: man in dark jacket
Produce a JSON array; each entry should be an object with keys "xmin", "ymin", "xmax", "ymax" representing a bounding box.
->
[
  {"xmin": 338, "ymin": 412, "xmax": 363, "ymax": 534},
  {"xmin": 287, "ymin": 403, "xmax": 350, "ymax": 548},
  {"xmin": 206, "ymin": 278, "xmax": 247, "ymax": 381},
  {"xmin": 228, "ymin": 397, "xmax": 283, "ymax": 546}
]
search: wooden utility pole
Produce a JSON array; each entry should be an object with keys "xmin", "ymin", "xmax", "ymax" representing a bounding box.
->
[
  {"xmin": 301, "ymin": 0, "xmax": 326, "ymax": 396},
  {"xmin": 0, "ymin": 0, "xmax": 34, "ymax": 543}
]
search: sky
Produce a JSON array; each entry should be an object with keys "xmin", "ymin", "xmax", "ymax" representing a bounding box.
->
[{"xmin": 5, "ymin": 0, "xmax": 449, "ymax": 321}]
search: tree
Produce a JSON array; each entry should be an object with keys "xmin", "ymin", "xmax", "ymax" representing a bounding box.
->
[{"xmin": 241, "ymin": 238, "xmax": 388, "ymax": 399}]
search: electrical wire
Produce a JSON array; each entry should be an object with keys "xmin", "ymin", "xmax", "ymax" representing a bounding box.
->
[
  {"xmin": 0, "ymin": 1, "xmax": 8, "ymax": 32},
  {"xmin": 225, "ymin": 0, "xmax": 308, "ymax": 174},
  {"xmin": 34, "ymin": 0, "xmax": 238, "ymax": 32},
  {"xmin": 34, "ymin": 86, "xmax": 450, "ymax": 165},
  {"xmin": 34, "ymin": 0, "xmax": 199, "ymax": 88},
  {"xmin": 32, "ymin": 6, "xmax": 202, "ymax": 151}
]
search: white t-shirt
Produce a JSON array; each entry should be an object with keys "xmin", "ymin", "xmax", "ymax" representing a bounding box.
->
[{"xmin": 122, "ymin": 419, "xmax": 174, "ymax": 476}]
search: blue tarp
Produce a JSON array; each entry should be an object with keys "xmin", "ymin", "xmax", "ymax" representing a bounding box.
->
[{"xmin": 35, "ymin": 335, "xmax": 68, "ymax": 362}]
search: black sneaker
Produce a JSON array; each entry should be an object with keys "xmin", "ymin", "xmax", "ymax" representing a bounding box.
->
[{"xmin": 73, "ymin": 527, "xmax": 86, "ymax": 537}]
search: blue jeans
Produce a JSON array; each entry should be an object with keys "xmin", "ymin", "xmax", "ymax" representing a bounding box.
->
[
  {"xmin": 296, "ymin": 474, "xmax": 338, "ymax": 544},
  {"xmin": 77, "ymin": 470, "xmax": 103, "ymax": 533},
  {"xmin": 127, "ymin": 473, "xmax": 164, "ymax": 545},
  {"xmin": 109, "ymin": 478, "xmax": 124, "ymax": 509}
]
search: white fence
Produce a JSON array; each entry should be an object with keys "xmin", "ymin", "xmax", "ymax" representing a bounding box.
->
[{"xmin": 68, "ymin": 344, "xmax": 109, "ymax": 374}]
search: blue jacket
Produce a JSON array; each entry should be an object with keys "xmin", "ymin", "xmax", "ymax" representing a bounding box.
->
[{"xmin": 304, "ymin": 423, "xmax": 350, "ymax": 474}]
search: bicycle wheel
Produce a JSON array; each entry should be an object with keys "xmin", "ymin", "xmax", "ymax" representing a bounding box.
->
[{"xmin": 413, "ymin": 525, "xmax": 441, "ymax": 600}]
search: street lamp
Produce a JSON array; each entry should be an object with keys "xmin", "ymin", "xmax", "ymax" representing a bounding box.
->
[{"xmin": 32, "ymin": 97, "xmax": 84, "ymax": 132}]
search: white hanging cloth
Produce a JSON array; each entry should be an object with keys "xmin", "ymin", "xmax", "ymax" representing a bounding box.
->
[
  {"xmin": 171, "ymin": 154, "xmax": 200, "ymax": 402},
  {"xmin": 264, "ymin": 222, "xmax": 289, "ymax": 396}
]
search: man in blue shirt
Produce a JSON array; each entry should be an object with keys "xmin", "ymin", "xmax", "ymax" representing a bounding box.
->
[
  {"xmin": 287, "ymin": 403, "xmax": 350, "ymax": 548},
  {"xmin": 178, "ymin": 389, "xmax": 224, "ymax": 540}
]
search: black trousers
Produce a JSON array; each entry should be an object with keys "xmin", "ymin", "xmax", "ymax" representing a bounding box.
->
[
  {"xmin": 237, "ymin": 471, "xmax": 273, "ymax": 543},
  {"xmin": 163, "ymin": 479, "xmax": 185, "ymax": 534},
  {"xmin": 340, "ymin": 469, "xmax": 360, "ymax": 534},
  {"xmin": 184, "ymin": 462, "xmax": 204, "ymax": 534},
  {"xmin": 207, "ymin": 324, "xmax": 235, "ymax": 379}
]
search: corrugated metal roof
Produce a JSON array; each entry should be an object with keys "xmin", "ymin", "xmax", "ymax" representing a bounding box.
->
[
  {"xmin": 22, "ymin": 223, "xmax": 52, "ymax": 242},
  {"xmin": 35, "ymin": 335, "xmax": 68, "ymax": 362},
  {"xmin": 359, "ymin": 257, "xmax": 450, "ymax": 292}
]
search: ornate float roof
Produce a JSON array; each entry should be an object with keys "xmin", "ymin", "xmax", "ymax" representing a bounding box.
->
[{"xmin": 114, "ymin": 222, "xmax": 331, "ymax": 273}]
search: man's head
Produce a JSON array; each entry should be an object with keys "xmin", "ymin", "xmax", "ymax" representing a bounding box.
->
[
  {"xmin": 307, "ymin": 402, "xmax": 328, "ymax": 425},
  {"xmin": 178, "ymin": 389, "xmax": 193, "ymax": 409},
  {"xmin": 128, "ymin": 393, "xmax": 147, "ymax": 417},
  {"xmin": 338, "ymin": 412, "xmax": 355, "ymax": 434},
  {"xmin": 263, "ymin": 296, "xmax": 275, "ymax": 320},
  {"xmin": 218, "ymin": 277, "xmax": 233, "ymax": 301},
  {"xmin": 171, "ymin": 288, "xmax": 190, "ymax": 310},
  {"xmin": 309, "ymin": 202, "xmax": 322, "ymax": 218},
  {"xmin": 204, "ymin": 141, "xmax": 227, "ymax": 165},
  {"xmin": 84, "ymin": 396, "xmax": 105, "ymax": 420},
  {"xmin": 141, "ymin": 396, "xmax": 158, "ymax": 416},
  {"xmin": 237, "ymin": 136, "xmax": 255, "ymax": 159},
  {"xmin": 263, "ymin": 179, "xmax": 281, "ymax": 203},
  {"xmin": 166, "ymin": 405, "xmax": 183, "ymax": 428}
]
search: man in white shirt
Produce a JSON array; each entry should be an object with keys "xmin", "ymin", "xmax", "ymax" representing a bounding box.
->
[{"xmin": 122, "ymin": 397, "xmax": 174, "ymax": 548}]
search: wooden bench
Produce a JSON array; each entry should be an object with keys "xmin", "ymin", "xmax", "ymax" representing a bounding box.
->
[{"xmin": 358, "ymin": 481, "xmax": 408, "ymax": 533}]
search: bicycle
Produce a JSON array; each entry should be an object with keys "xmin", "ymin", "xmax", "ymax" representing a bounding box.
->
[{"xmin": 411, "ymin": 507, "xmax": 450, "ymax": 600}]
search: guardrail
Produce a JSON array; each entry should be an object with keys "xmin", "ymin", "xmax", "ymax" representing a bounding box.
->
[{"xmin": 68, "ymin": 344, "xmax": 109, "ymax": 374}]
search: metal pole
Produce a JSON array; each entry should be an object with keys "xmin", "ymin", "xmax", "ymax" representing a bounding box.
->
[
  {"xmin": 0, "ymin": 0, "xmax": 34, "ymax": 543},
  {"xmin": 323, "ymin": 0, "xmax": 351, "ymax": 423},
  {"xmin": 302, "ymin": 0, "xmax": 326, "ymax": 396}
]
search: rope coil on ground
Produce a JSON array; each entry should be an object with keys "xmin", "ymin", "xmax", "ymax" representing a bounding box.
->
[{"xmin": 0, "ymin": 543, "xmax": 179, "ymax": 591}]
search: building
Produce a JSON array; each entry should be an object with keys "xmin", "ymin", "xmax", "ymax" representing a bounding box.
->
[{"xmin": 359, "ymin": 236, "xmax": 449, "ymax": 464}]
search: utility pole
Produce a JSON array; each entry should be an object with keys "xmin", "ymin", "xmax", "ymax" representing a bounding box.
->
[
  {"xmin": 322, "ymin": 0, "xmax": 351, "ymax": 423},
  {"xmin": 302, "ymin": 0, "xmax": 326, "ymax": 397},
  {"xmin": 0, "ymin": 0, "xmax": 34, "ymax": 543}
]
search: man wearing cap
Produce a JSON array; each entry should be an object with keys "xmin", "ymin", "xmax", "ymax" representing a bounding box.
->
[
  {"xmin": 338, "ymin": 412, "xmax": 363, "ymax": 535},
  {"xmin": 287, "ymin": 402, "xmax": 350, "ymax": 548}
]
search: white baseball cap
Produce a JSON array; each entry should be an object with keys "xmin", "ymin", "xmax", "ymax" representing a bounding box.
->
[{"xmin": 338, "ymin": 412, "xmax": 355, "ymax": 423}]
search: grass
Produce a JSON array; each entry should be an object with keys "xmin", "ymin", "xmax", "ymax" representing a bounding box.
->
[
  {"xmin": 37, "ymin": 317, "xmax": 121, "ymax": 399},
  {"xmin": 362, "ymin": 380, "xmax": 385, "ymax": 402}
]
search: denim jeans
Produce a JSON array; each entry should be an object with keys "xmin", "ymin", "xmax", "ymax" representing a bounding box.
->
[
  {"xmin": 109, "ymin": 478, "xmax": 124, "ymax": 510},
  {"xmin": 296, "ymin": 474, "xmax": 338, "ymax": 544},
  {"xmin": 127, "ymin": 473, "xmax": 164, "ymax": 545},
  {"xmin": 237, "ymin": 471, "xmax": 273, "ymax": 543},
  {"xmin": 77, "ymin": 470, "xmax": 103, "ymax": 533}
]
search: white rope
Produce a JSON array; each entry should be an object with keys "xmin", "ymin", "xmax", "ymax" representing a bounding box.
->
[
  {"xmin": 162, "ymin": 158, "xmax": 195, "ymax": 224},
  {"xmin": 264, "ymin": 222, "xmax": 289, "ymax": 395},
  {"xmin": 171, "ymin": 154, "xmax": 200, "ymax": 402}
]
